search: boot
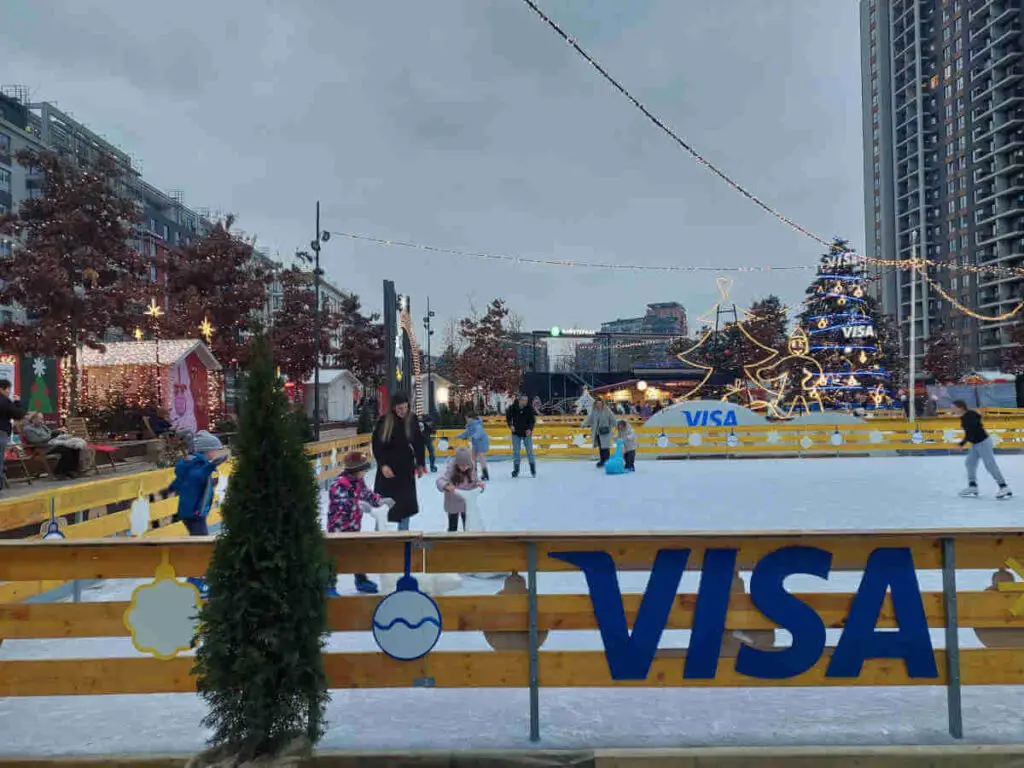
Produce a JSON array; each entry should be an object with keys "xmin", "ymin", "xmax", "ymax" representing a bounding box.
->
[
  {"xmin": 481, "ymin": 467, "xmax": 490, "ymax": 481},
  {"xmin": 959, "ymin": 484, "xmax": 979, "ymax": 497},
  {"xmin": 355, "ymin": 575, "xmax": 379, "ymax": 594},
  {"xmin": 512, "ymin": 464, "xmax": 520, "ymax": 478},
  {"xmin": 997, "ymin": 485, "xmax": 1013, "ymax": 500},
  {"xmin": 530, "ymin": 462, "xmax": 536, "ymax": 477}
]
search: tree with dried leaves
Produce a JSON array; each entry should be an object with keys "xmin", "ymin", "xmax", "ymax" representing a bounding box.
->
[
  {"xmin": 163, "ymin": 215, "xmax": 270, "ymax": 368},
  {"xmin": 270, "ymin": 266, "xmax": 342, "ymax": 383},
  {"xmin": 333, "ymin": 293, "xmax": 386, "ymax": 391},
  {"xmin": 0, "ymin": 149, "xmax": 147, "ymax": 357},
  {"xmin": 456, "ymin": 298, "xmax": 522, "ymax": 397},
  {"xmin": 1003, "ymin": 323, "xmax": 1024, "ymax": 375},
  {"xmin": 924, "ymin": 330, "xmax": 968, "ymax": 383}
]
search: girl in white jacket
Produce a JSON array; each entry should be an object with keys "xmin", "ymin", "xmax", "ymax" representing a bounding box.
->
[{"xmin": 617, "ymin": 420, "xmax": 638, "ymax": 472}]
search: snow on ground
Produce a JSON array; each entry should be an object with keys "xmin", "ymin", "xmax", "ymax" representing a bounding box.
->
[{"xmin": 2, "ymin": 454, "xmax": 1024, "ymax": 755}]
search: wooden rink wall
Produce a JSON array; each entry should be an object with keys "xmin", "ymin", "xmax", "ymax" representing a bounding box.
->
[
  {"xmin": 5, "ymin": 529, "xmax": 1024, "ymax": 742},
  {"xmin": 437, "ymin": 415, "xmax": 1024, "ymax": 459}
]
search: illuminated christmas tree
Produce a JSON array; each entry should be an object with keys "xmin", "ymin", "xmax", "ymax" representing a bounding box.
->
[{"xmin": 797, "ymin": 238, "xmax": 893, "ymax": 405}]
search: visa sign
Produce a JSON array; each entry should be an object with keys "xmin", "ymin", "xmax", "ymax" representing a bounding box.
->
[
  {"xmin": 682, "ymin": 409, "xmax": 739, "ymax": 427},
  {"xmin": 551, "ymin": 546, "xmax": 938, "ymax": 681}
]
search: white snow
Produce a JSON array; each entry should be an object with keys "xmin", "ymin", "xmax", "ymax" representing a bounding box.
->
[{"xmin": 2, "ymin": 454, "xmax": 1024, "ymax": 755}]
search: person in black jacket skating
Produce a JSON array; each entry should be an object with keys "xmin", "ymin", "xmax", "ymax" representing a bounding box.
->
[
  {"xmin": 506, "ymin": 393, "xmax": 537, "ymax": 477},
  {"xmin": 372, "ymin": 392, "xmax": 427, "ymax": 529},
  {"xmin": 419, "ymin": 414, "xmax": 438, "ymax": 472},
  {"xmin": 0, "ymin": 379, "xmax": 24, "ymax": 491},
  {"xmin": 952, "ymin": 400, "xmax": 1011, "ymax": 499}
]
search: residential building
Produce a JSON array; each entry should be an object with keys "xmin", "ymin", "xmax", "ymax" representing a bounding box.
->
[
  {"xmin": 862, "ymin": 0, "xmax": 1024, "ymax": 369},
  {"xmin": 575, "ymin": 302, "xmax": 689, "ymax": 371},
  {"xmin": 510, "ymin": 332, "xmax": 550, "ymax": 373}
]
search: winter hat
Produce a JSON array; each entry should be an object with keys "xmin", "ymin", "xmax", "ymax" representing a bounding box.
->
[
  {"xmin": 193, "ymin": 430, "xmax": 223, "ymax": 453},
  {"xmin": 343, "ymin": 451, "xmax": 372, "ymax": 473},
  {"xmin": 454, "ymin": 447, "xmax": 473, "ymax": 468}
]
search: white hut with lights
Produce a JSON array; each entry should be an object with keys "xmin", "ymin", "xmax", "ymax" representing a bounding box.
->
[{"xmin": 79, "ymin": 339, "xmax": 223, "ymax": 431}]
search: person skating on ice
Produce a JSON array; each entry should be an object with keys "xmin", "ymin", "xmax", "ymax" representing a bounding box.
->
[
  {"xmin": 582, "ymin": 397, "xmax": 616, "ymax": 468},
  {"xmin": 952, "ymin": 400, "xmax": 1011, "ymax": 499},
  {"xmin": 327, "ymin": 451, "xmax": 393, "ymax": 594},
  {"xmin": 616, "ymin": 419, "xmax": 638, "ymax": 472},
  {"xmin": 506, "ymin": 393, "xmax": 537, "ymax": 478},
  {"xmin": 457, "ymin": 410, "xmax": 490, "ymax": 481},
  {"xmin": 437, "ymin": 447, "xmax": 485, "ymax": 531}
]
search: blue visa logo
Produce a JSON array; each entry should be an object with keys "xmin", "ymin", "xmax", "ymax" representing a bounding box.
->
[
  {"xmin": 550, "ymin": 546, "xmax": 938, "ymax": 682},
  {"xmin": 682, "ymin": 409, "xmax": 739, "ymax": 427}
]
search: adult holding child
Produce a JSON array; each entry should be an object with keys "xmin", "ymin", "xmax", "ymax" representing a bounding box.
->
[{"xmin": 372, "ymin": 391, "xmax": 427, "ymax": 531}]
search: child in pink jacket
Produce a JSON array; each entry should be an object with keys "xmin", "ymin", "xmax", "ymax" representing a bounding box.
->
[
  {"xmin": 328, "ymin": 451, "xmax": 387, "ymax": 594},
  {"xmin": 436, "ymin": 447, "xmax": 485, "ymax": 532}
]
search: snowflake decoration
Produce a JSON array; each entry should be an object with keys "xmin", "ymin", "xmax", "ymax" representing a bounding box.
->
[
  {"xmin": 32, "ymin": 358, "xmax": 46, "ymax": 378},
  {"xmin": 123, "ymin": 550, "xmax": 200, "ymax": 660}
]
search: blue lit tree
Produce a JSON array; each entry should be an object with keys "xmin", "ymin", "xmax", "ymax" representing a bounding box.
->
[{"xmin": 797, "ymin": 238, "xmax": 894, "ymax": 406}]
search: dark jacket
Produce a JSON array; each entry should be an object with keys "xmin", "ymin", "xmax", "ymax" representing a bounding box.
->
[
  {"xmin": 960, "ymin": 410, "xmax": 988, "ymax": 447},
  {"xmin": 0, "ymin": 394, "xmax": 24, "ymax": 437},
  {"xmin": 506, "ymin": 402, "xmax": 537, "ymax": 438},
  {"xmin": 372, "ymin": 414, "xmax": 426, "ymax": 522},
  {"xmin": 153, "ymin": 454, "xmax": 227, "ymax": 521}
]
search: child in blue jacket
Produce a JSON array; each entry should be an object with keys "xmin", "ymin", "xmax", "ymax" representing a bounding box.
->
[
  {"xmin": 458, "ymin": 411, "xmax": 490, "ymax": 481},
  {"xmin": 149, "ymin": 430, "xmax": 228, "ymax": 595}
]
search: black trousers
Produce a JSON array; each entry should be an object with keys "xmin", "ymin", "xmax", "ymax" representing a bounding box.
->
[
  {"xmin": 48, "ymin": 446, "xmax": 80, "ymax": 476},
  {"xmin": 624, "ymin": 450, "xmax": 636, "ymax": 470},
  {"xmin": 598, "ymin": 448, "xmax": 610, "ymax": 465},
  {"xmin": 447, "ymin": 512, "xmax": 466, "ymax": 532}
]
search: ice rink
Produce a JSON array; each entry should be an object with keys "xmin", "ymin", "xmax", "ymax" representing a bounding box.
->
[{"xmin": 2, "ymin": 453, "xmax": 1023, "ymax": 755}]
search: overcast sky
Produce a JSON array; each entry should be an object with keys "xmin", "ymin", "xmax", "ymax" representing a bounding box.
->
[{"xmin": 2, "ymin": 0, "xmax": 864, "ymax": 336}]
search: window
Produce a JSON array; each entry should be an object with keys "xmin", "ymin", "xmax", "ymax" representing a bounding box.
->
[
  {"xmin": 0, "ymin": 132, "xmax": 9, "ymax": 157},
  {"xmin": 0, "ymin": 202, "xmax": 7, "ymax": 215},
  {"xmin": 944, "ymin": 27, "xmax": 951, "ymax": 41},
  {"xmin": 960, "ymin": 196, "xmax": 968, "ymax": 210},
  {"xmin": 945, "ymin": 65, "xmax": 953, "ymax": 79},
  {"xmin": 962, "ymin": 234, "xmax": 970, "ymax": 249},
  {"xmin": 959, "ymin": 136, "xmax": 967, "ymax": 151},
  {"xmin": 958, "ymin": 115, "xmax": 966, "ymax": 130},
  {"xmin": 957, "ymin": 76, "xmax": 964, "ymax": 92},
  {"xmin": 946, "ymin": 123, "xmax": 955, "ymax": 137},
  {"xmin": 947, "ymin": 144, "xmax": 955, "ymax": 158},
  {"xmin": 955, "ymin": 38, "xmax": 963, "ymax": 53},
  {"xmin": 960, "ymin": 176, "xmax": 968, "ymax": 190},
  {"xmin": 948, "ymin": 180, "xmax": 957, "ymax": 194},
  {"xmin": 950, "ymin": 238, "xmax": 958, "ymax": 252},
  {"xmin": 947, "ymin": 104, "xmax": 954, "ymax": 118},
  {"xmin": 945, "ymin": 84, "xmax": 953, "ymax": 99},
  {"xmin": 955, "ymin": 17, "xmax": 962, "ymax": 32},
  {"xmin": 960, "ymin": 214, "xmax": 968, "ymax": 228},
  {"xmin": 150, "ymin": 265, "xmax": 158, "ymax": 282},
  {"xmin": 957, "ymin": 58, "xmax": 964, "ymax": 72},
  {"xmin": 872, "ymin": 93, "xmax": 878, "ymax": 107},
  {"xmin": 0, "ymin": 168, "xmax": 9, "ymax": 193},
  {"xmin": 949, "ymin": 199, "xmax": 957, "ymax": 214},
  {"xmin": 162, "ymin": 224, "xmax": 169, "ymax": 240}
]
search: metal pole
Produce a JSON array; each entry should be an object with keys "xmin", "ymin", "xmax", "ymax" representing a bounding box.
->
[
  {"xmin": 425, "ymin": 297, "xmax": 433, "ymax": 415},
  {"xmin": 909, "ymin": 230, "xmax": 918, "ymax": 424},
  {"xmin": 527, "ymin": 541, "xmax": 541, "ymax": 742},
  {"xmin": 941, "ymin": 537, "xmax": 964, "ymax": 739},
  {"xmin": 313, "ymin": 201, "xmax": 322, "ymax": 441}
]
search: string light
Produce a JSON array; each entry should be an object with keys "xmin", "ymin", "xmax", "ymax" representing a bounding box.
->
[{"xmin": 918, "ymin": 268, "xmax": 1024, "ymax": 322}]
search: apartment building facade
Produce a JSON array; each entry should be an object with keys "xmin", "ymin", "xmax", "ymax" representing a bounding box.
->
[{"xmin": 862, "ymin": 0, "xmax": 1024, "ymax": 370}]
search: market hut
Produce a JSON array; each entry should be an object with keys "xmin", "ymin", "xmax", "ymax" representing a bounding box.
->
[{"xmin": 79, "ymin": 339, "xmax": 223, "ymax": 431}]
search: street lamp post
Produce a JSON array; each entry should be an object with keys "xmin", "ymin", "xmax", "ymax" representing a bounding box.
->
[
  {"xmin": 423, "ymin": 298, "xmax": 435, "ymax": 415},
  {"xmin": 300, "ymin": 201, "xmax": 331, "ymax": 441}
]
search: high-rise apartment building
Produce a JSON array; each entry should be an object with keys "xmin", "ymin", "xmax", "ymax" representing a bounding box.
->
[{"xmin": 862, "ymin": 0, "xmax": 1024, "ymax": 370}]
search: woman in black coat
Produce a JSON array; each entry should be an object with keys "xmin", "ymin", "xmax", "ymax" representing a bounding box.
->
[{"xmin": 372, "ymin": 392, "xmax": 427, "ymax": 530}]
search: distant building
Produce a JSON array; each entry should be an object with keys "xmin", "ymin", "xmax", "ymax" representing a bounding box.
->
[
  {"xmin": 510, "ymin": 332, "xmax": 549, "ymax": 373},
  {"xmin": 574, "ymin": 302, "xmax": 689, "ymax": 371}
]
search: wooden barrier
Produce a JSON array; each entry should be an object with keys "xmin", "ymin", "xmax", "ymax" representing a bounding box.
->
[
  {"xmin": 435, "ymin": 418, "xmax": 1024, "ymax": 459},
  {"xmin": 0, "ymin": 433, "xmax": 371, "ymax": 603},
  {"xmin": 1, "ymin": 528, "xmax": 1024, "ymax": 742}
]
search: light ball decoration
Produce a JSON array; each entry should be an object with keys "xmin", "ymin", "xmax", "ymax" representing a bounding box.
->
[{"xmin": 637, "ymin": 380, "xmax": 648, "ymax": 391}]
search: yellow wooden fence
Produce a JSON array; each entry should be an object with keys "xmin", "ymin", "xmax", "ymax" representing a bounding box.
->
[
  {"xmin": 1, "ymin": 528, "xmax": 1023, "ymax": 742},
  {"xmin": 0, "ymin": 433, "xmax": 371, "ymax": 603},
  {"xmin": 435, "ymin": 419, "xmax": 1024, "ymax": 459}
]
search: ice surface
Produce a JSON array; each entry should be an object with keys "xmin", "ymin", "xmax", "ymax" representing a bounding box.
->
[{"xmin": 2, "ymin": 454, "xmax": 1024, "ymax": 754}]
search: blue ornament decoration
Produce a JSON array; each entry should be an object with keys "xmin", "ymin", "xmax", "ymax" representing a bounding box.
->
[{"xmin": 372, "ymin": 541, "xmax": 443, "ymax": 661}]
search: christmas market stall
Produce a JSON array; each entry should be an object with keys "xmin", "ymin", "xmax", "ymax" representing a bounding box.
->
[{"xmin": 79, "ymin": 339, "xmax": 223, "ymax": 433}]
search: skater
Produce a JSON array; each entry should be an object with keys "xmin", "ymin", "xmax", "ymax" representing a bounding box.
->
[
  {"xmin": 506, "ymin": 393, "xmax": 537, "ymax": 478},
  {"xmin": 437, "ymin": 447, "xmax": 485, "ymax": 532},
  {"xmin": 149, "ymin": 430, "xmax": 229, "ymax": 596},
  {"xmin": 419, "ymin": 413, "xmax": 438, "ymax": 472},
  {"xmin": 328, "ymin": 451, "xmax": 392, "ymax": 593},
  {"xmin": 953, "ymin": 400, "xmax": 1012, "ymax": 498},
  {"xmin": 372, "ymin": 392, "xmax": 427, "ymax": 531},
  {"xmin": 457, "ymin": 410, "xmax": 491, "ymax": 481},
  {"xmin": 617, "ymin": 419, "xmax": 638, "ymax": 472},
  {"xmin": 583, "ymin": 398, "xmax": 616, "ymax": 468}
]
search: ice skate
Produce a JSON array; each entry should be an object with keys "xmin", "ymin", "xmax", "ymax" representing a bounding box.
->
[
  {"xmin": 481, "ymin": 467, "xmax": 489, "ymax": 482},
  {"xmin": 530, "ymin": 462, "xmax": 536, "ymax": 478},
  {"xmin": 997, "ymin": 486, "xmax": 1013, "ymax": 500},
  {"xmin": 355, "ymin": 576, "xmax": 379, "ymax": 594},
  {"xmin": 959, "ymin": 485, "xmax": 979, "ymax": 498},
  {"xmin": 512, "ymin": 465, "xmax": 520, "ymax": 478}
]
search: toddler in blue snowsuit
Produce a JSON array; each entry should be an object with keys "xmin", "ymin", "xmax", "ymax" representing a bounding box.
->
[
  {"xmin": 457, "ymin": 412, "xmax": 491, "ymax": 481},
  {"xmin": 149, "ymin": 430, "xmax": 228, "ymax": 596}
]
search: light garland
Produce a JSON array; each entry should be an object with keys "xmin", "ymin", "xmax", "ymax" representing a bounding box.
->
[{"xmin": 919, "ymin": 268, "xmax": 1024, "ymax": 322}]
